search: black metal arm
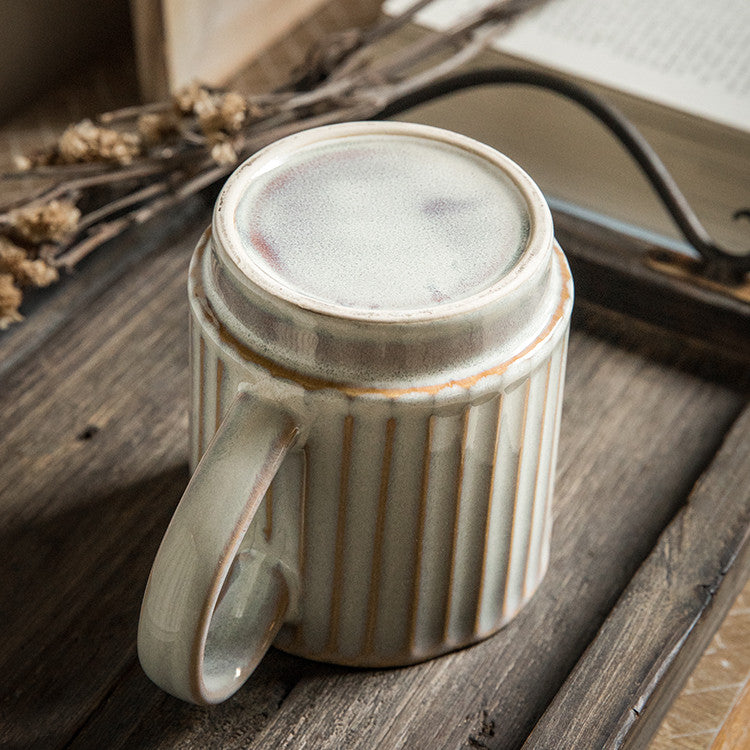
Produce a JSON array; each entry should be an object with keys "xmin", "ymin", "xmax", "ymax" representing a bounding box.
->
[{"xmin": 374, "ymin": 67, "xmax": 750, "ymax": 282}]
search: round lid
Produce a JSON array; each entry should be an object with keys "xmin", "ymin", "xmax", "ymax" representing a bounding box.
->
[
  {"xmin": 214, "ymin": 121, "xmax": 554, "ymax": 324},
  {"xmin": 233, "ymin": 132, "xmax": 530, "ymax": 313},
  {"xmin": 205, "ymin": 122, "xmax": 568, "ymax": 388}
]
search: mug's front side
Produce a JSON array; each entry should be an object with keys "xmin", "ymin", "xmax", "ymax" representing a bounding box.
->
[{"xmin": 139, "ymin": 121, "xmax": 573, "ymax": 704}]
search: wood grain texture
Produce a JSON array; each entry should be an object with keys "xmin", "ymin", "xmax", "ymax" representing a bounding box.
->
[
  {"xmin": 239, "ymin": 353, "xmax": 744, "ymax": 750},
  {"xmin": 648, "ymin": 578, "xmax": 750, "ymax": 749},
  {"xmin": 0, "ymin": 10, "xmax": 748, "ymax": 745},
  {"xmin": 524, "ymin": 402, "xmax": 750, "ymax": 750},
  {"xmin": 0, "ymin": 215, "xmax": 323, "ymax": 749},
  {"xmin": 711, "ymin": 669, "xmax": 750, "ymax": 750},
  {"xmin": 132, "ymin": 0, "xmax": 337, "ymax": 99},
  {"xmin": 0, "ymin": 204, "xmax": 745, "ymax": 749},
  {"xmin": 225, "ymin": 0, "xmax": 380, "ymax": 96},
  {"xmin": 130, "ymin": 0, "xmax": 170, "ymax": 102}
]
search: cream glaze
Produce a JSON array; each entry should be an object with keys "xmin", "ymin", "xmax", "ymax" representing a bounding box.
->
[{"xmin": 234, "ymin": 134, "xmax": 530, "ymax": 312}]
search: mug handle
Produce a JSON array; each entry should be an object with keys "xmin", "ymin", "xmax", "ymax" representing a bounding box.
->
[{"xmin": 137, "ymin": 387, "xmax": 300, "ymax": 704}]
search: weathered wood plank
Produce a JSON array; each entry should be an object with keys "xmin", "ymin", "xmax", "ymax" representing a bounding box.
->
[
  {"xmin": 0, "ymin": 219, "xmax": 295, "ymax": 749},
  {"xmin": 0, "ymin": 229, "xmax": 201, "ymax": 749},
  {"xmin": 0, "ymin": 198, "xmax": 211, "ymax": 379},
  {"xmin": 237, "ymin": 342, "xmax": 744, "ymax": 750},
  {"xmin": 524, "ymin": 402, "xmax": 750, "ymax": 750},
  {"xmin": 0, "ymin": 7, "xmax": 744, "ymax": 748},
  {"xmin": 552, "ymin": 210, "xmax": 750, "ymax": 364},
  {"xmin": 648, "ymin": 576, "xmax": 750, "ymax": 748},
  {"xmin": 0, "ymin": 216, "xmax": 743, "ymax": 749},
  {"xmin": 0, "ymin": 45, "xmax": 181, "ymax": 379},
  {"xmin": 60, "ymin": 314, "xmax": 746, "ymax": 747},
  {"xmin": 570, "ymin": 300, "xmax": 750, "ymax": 393}
]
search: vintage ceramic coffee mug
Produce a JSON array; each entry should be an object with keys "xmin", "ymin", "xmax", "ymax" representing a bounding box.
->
[{"xmin": 138, "ymin": 121, "xmax": 573, "ymax": 704}]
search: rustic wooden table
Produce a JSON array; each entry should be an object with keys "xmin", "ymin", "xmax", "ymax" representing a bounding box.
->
[{"xmin": 1, "ymin": 8, "xmax": 749, "ymax": 748}]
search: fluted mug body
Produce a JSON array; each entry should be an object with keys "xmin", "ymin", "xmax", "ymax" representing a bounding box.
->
[{"xmin": 140, "ymin": 121, "xmax": 573, "ymax": 704}]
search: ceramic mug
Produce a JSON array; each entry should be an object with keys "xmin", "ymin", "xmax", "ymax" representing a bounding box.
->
[{"xmin": 138, "ymin": 121, "xmax": 573, "ymax": 704}]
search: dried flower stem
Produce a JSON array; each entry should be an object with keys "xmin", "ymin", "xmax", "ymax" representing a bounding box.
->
[
  {"xmin": 361, "ymin": 0, "xmax": 436, "ymax": 44},
  {"xmin": 0, "ymin": 162, "xmax": 170, "ymax": 214},
  {"xmin": 98, "ymin": 100, "xmax": 175, "ymax": 125},
  {"xmin": 0, "ymin": 0, "xmax": 548, "ymax": 328},
  {"xmin": 74, "ymin": 181, "xmax": 171, "ymax": 233}
]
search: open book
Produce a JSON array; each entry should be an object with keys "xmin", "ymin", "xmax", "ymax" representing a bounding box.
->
[{"xmin": 384, "ymin": 0, "xmax": 750, "ymax": 255}]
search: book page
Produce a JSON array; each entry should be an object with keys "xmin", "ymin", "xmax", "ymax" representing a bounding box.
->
[{"xmin": 384, "ymin": 0, "xmax": 750, "ymax": 132}]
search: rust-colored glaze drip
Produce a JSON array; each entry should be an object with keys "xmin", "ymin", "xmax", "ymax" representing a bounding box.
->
[
  {"xmin": 263, "ymin": 483, "xmax": 274, "ymax": 543},
  {"xmin": 189, "ymin": 315, "xmax": 195, "ymax": 464},
  {"xmin": 473, "ymin": 394, "xmax": 504, "ymax": 636},
  {"xmin": 363, "ymin": 417, "xmax": 397, "ymax": 655},
  {"xmin": 190, "ymin": 235, "xmax": 572, "ymax": 398},
  {"xmin": 215, "ymin": 357, "xmax": 224, "ymax": 433},
  {"xmin": 292, "ymin": 445, "xmax": 310, "ymax": 651},
  {"xmin": 540, "ymin": 341, "xmax": 568, "ymax": 569},
  {"xmin": 442, "ymin": 406, "xmax": 471, "ymax": 644},
  {"xmin": 500, "ymin": 378, "xmax": 532, "ymax": 623},
  {"xmin": 198, "ymin": 336, "xmax": 206, "ymax": 457},
  {"xmin": 325, "ymin": 414, "xmax": 354, "ymax": 654},
  {"xmin": 521, "ymin": 359, "xmax": 553, "ymax": 599},
  {"xmin": 407, "ymin": 414, "xmax": 434, "ymax": 653}
]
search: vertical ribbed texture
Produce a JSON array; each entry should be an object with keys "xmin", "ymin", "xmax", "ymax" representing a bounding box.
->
[
  {"xmin": 197, "ymin": 336, "xmax": 205, "ymax": 458},
  {"xmin": 442, "ymin": 407, "xmax": 471, "ymax": 644},
  {"xmin": 501, "ymin": 378, "xmax": 532, "ymax": 620},
  {"xmin": 474, "ymin": 394, "xmax": 504, "ymax": 635},
  {"xmin": 539, "ymin": 334, "xmax": 569, "ymax": 577},
  {"xmin": 192, "ymin": 325, "xmax": 567, "ymax": 666},
  {"xmin": 215, "ymin": 358, "xmax": 224, "ymax": 433},
  {"xmin": 188, "ymin": 317, "xmax": 199, "ymax": 469},
  {"xmin": 523, "ymin": 352, "xmax": 559, "ymax": 597},
  {"xmin": 407, "ymin": 415, "xmax": 433, "ymax": 652},
  {"xmin": 363, "ymin": 417, "xmax": 396, "ymax": 655},
  {"xmin": 263, "ymin": 484, "xmax": 274, "ymax": 543},
  {"xmin": 325, "ymin": 414, "xmax": 354, "ymax": 655},
  {"xmin": 290, "ymin": 445, "xmax": 310, "ymax": 650}
]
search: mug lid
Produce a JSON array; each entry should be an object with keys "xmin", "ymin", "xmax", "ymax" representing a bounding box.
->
[
  {"xmin": 203, "ymin": 122, "xmax": 570, "ymax": 388},
  {"xmin": 214, "ymin": 121, "xmax": 554, "ymax": 324}
]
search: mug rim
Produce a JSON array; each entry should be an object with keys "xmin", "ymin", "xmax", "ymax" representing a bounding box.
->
[{"xmin": 212, "ymin": 121, "xmax": 554, "ymax": 325}]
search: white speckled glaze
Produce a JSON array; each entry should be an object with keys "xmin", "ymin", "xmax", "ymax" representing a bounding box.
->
[
  {"xmin": 138, "ymin": 121, "xmax": 573, "ymax": 705},
  {"xmin": 235, "ymin": 133, "xmax": 529, "ymax": 310}
]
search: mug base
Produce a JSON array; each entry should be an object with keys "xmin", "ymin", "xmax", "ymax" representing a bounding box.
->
[{"xmin": 271, "ymin": 574, "xmax": 540, "ymax": 670}]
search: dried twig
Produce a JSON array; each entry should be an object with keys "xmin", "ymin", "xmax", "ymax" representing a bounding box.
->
[{"xmin": 0, "ymin": 0, "xmax": 547, "ymax": 328}]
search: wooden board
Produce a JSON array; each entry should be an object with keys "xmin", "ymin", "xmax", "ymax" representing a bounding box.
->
[
  {"xmin": 524, "ymin": 403, "xmax": 750, "ymax": 749},
  {"xmin": 130, "ymin": 0, "xmax": 378, "ymax": 99},
  {"xmin": 552, "ymin": 211, "xmax": 750, "ymax": 367},
  {"xmin": 0, "ymin": 0, "xmax": 130, "ymax": 119},
  {"xmin": 0, "ymin": 206, "xmax": 746, "ymax": 748},
  {"xmin": 650, "ymin": 576, "xmax": 750, "ymax": 749}
]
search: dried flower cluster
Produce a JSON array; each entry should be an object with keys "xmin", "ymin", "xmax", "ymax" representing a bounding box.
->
[
  {"xmin": 0, "ymin": 240, "xmax": 58, "ymax": 328},
  {"xmin": 59, "ymin": 119, "xmax": 142, "ymax": 165},
  {"xmin": 0, "ymin": 0, "xmax": 534, "ymax": 329},
  {"xmin": 0, "ymin": 200, "xmax": 80, "ymax": 326},
  {"xmin": 174, "ymin": 84, "xmax": 254, "ymax": 134},
  {"xmin": 18, "ymin": 119, "xmax": 143, "ymax": 169},
  {"xmin": 0, "ymin": 83, "xmax": 263, "ymax": 326},
  {"xmin": 18, "ymin": 83, "xmax": 262, "ymax": 173},
  {"xmin": 9, "ymin": 199, "xmax": 81, "ymax": 244},
  {"xmin": 173, "ymin": 84, "xmax": 265, "ymax": 167}
]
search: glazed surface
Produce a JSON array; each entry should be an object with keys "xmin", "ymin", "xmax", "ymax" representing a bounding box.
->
[{"xmin": 234, "ymin": 134, "xmax": 530, "ymax": 311}]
